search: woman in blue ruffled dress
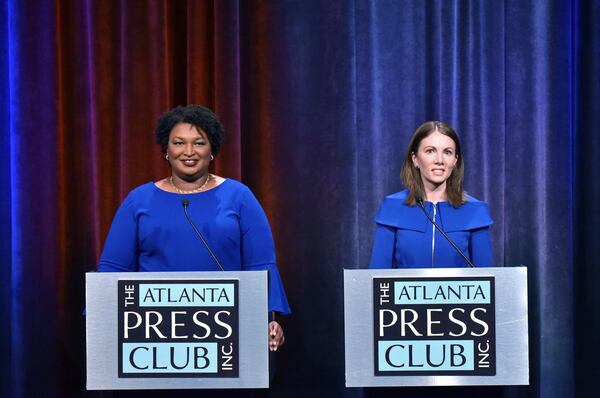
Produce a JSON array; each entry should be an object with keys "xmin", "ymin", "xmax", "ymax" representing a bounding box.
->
[{"xmin": 369, "ymin": 121, "xmax": 493, "ymax": 269}]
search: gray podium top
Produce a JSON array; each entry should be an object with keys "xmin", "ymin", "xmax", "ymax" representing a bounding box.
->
[
  {"xmin": 344, "ymin": 267, "xmax": 529, "ymax": 387},
  {"xmin": 86, "ymin": 271, "xmax": 268, "ymax": 390}
]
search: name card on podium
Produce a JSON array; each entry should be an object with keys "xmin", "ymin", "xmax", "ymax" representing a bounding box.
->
[
  {"xmin": 344, "ymin": 267, "xmax": 529, "ymax": 387},
  {"xmin": 86, "ymin": 271, "xmax": 268, "ymax": 390}
]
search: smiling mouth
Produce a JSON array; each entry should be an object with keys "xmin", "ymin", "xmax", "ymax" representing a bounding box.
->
[{"xmin": 182, "ymin": 159, "xmax": 199, "ymax": 166}]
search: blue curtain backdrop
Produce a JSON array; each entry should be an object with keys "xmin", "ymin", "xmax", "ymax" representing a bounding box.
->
[{"xmin": 1, "ymin": 1, "xmax": 598, "ymax": 397}]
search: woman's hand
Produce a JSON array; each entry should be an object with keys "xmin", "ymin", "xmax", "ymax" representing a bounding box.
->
[{"xmin": 268, "ymin": 320, "xmax": 285, "ymax": 351}]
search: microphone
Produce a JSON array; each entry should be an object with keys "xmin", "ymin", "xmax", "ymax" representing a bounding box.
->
[
  {"xmin": 181, "ymin": 199, "xmax": 225, "ymax": 271},
  {"xmin": 416, "ymin": 197, "xmax": 475, "ymax": 268}
]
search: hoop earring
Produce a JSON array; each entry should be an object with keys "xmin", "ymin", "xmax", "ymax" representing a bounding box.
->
[
  {"xmin": 210, "ymin": 154, "xmax": 214, "ymax": 161},
  {"xmin": 165, "ymin": 154, "xmax": 169, "ymax": 160}
]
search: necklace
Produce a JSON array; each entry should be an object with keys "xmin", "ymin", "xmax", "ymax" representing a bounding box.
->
[{"xmin": 169, "ymin": 174, "xmax": 211, "ymax": 194}]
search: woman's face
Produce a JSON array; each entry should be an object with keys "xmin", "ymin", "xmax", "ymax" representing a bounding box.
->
[
  {"xmin": 166, "ymin": 123, "xmax": 212, "ymax": 180},
  {"xmin": 411, "ymin": 131, "xmax": 458, "ymax": 189}
]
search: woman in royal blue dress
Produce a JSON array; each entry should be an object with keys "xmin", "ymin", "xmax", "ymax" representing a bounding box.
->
[
  {"xmin": 99, "ymin": 105, "xmax": 291, "ymax": 351},
  {"xmin": 369, "ymin": 121, "xmax": 493, "ymax": 269}
]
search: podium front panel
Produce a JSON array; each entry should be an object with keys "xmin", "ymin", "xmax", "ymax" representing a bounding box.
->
[
  {"xmin": 344, "ymin": 267, "xmax": 529, "ymax": 387},
  {"xmin": 86, "ymin": 271, "xmax": 268, "ymax": 390}
]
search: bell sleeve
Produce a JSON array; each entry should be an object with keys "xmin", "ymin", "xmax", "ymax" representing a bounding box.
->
[{"xmin": 238, "ymin": 187, "xmax": 291, "ymax": 315}]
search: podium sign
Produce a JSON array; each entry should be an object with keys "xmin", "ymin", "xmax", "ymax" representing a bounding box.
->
[
  {"xmin": 344, "ymin": 267, "xmax": 529, "ymax": 387},
  {"xmin": 86, "ymin": 271, "xmax": 268, "ymax": 390}
]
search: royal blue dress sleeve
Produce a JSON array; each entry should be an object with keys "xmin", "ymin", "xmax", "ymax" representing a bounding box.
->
[
  {"xmin": 369, "ymin": 223, "xmax": 396, "ymax": 269},
  {"xmin": 469, "ymin": 226, "xmax": 493, "ymax": 267},
  {"xmin": 98, "ymin": 194, "xmax": 139, "ymax": 272},
  {"xmin": 238, "ymin": 187, "xmax": 292, "ymax": 315}
]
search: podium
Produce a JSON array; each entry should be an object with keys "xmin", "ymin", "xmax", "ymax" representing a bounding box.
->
[
  {"xmin": 344, "ymin": 267, "xmax": 529, "ymax": 387},
  {"xmin": 86, "ymin": 271, "xmax": 268, "ymax": 390}
]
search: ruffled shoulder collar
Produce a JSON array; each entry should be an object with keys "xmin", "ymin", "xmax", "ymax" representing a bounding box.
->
[{"xmin": 374, "ymin": 190, "xmax": 493, "ymax": 232}]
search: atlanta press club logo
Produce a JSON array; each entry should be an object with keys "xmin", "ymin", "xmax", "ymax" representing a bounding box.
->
[
  {"xmin": 373, "ymin": 276, "xmax": 496, "ymax": 376},
  {"xmin": 118, "ymin": 280, "xmax": 239, "ymax": 378}
]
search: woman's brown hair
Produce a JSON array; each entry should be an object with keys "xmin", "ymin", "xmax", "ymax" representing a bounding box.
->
[{"xmin": 400, "ymin": 121, "xmax": 466, "ymax": 207}]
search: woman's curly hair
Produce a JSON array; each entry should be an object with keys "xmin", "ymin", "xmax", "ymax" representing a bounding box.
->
[{"xmin": 155, "ymin": 105, "xmax": 224, "ymax": 156}]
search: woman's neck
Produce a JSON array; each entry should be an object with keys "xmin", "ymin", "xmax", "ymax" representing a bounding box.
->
[
  {"xmin": 170, "ymin": 172, "xmax": 211, "ymax": 192},
  {"xmin": 423, "ymin": 182, "xmax": 447, "ymax": 203}
]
